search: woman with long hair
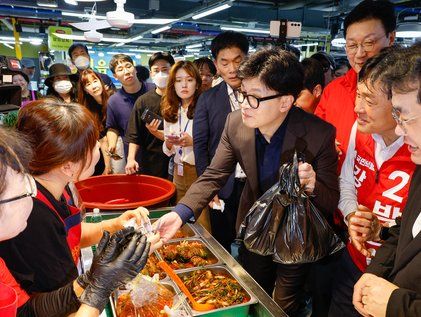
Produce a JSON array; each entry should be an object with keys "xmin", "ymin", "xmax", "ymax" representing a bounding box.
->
[
  {"xmin": 161, "ymin": 61, "xmax": 211, "ymax": 231},
  {"xmin": 0, "ymin": 99, "xmax": 160, "ymax": 296},
  {"xmin": 78, "ymin": 69, "xmax": 112, "ymax": 175},
  {"xmin": 0, "ymin": 127, "xmax": 152, "ymax": 316}
]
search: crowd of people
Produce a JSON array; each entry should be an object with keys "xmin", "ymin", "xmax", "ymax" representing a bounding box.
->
[{"xmin": 0, "ymin": 0, "xmax": 420, "ymax": 316}]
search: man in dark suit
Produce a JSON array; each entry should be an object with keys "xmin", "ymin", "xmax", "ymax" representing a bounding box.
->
[
  {"xmin": 156, "ymin": 47, "xmax": 339, "ymax": 315},
  {"xmin": 353, "ymin": 44, "xmax": 421, "ymax": 317},
  {"xmin": 193, "ymin": 31, "xmax": 249, "ymax": 252}
]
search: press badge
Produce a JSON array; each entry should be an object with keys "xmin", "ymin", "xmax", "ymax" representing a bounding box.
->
[{"xmin": 177, "ymin": 163, "xmax": 184, "ymax": 176}]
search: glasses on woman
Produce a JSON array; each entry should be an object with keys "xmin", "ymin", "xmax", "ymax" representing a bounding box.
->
[
  {"xmin": 345, "ymin": 34, "xmax": 387, "ymax": 55},
  {"xmin": 234, "ymin": 89, "xmax": 284, "ymax": 109},
  {"xmin": 391, "ymin": 107, "xmax": 420, "ymax": 134},
  {"xmin": 0, "ymin": 174, "xmax": 37, "ymax": 205}
]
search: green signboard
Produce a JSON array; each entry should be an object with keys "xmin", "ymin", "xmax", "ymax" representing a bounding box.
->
[{"xmin": 48, "ymin": 26, "xmax": 73, "ymax": 51}]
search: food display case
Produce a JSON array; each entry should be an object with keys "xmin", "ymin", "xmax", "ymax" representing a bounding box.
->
[{"xmin": 83, "ymin": 208, "xmax": 288, "ymax": 317}]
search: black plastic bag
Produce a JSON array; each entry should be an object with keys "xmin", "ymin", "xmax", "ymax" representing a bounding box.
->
[{"xmin": 238, "ymin": 152, "xmax": 344, "ymax": 264}]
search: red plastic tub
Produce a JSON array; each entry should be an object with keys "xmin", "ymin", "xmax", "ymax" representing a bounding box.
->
[{"xmin": 75, "ymin": 174, "xmax": 176, "ymax": 211}]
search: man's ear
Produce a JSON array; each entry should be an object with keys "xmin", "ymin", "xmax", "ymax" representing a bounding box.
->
[
  {"xmin": 213, "ymin": 60, "xmax": 220, "ymax": 76},
  {"xmin": 279, "ymin": 95, "xmax": 294, "ymax": 113},
  {"xmin": 312, "ymin": 84, "xmax": 323, "ymax": 99},
  {"xmin": 388, "ymin": 31, "xmax": 396, "ymax": 46}
]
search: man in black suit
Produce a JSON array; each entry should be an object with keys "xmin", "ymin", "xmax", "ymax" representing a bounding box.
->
[
  {"xmin": 193, "ymin": 31, "xmax": 249, "ymax": 252},
  {"xmin": 353, "ymin": 44, "xmax": 421, "ymax": 317},
  {"xmin": 156, "ymin": 47, "xmax": 339, "ymax": 315}
]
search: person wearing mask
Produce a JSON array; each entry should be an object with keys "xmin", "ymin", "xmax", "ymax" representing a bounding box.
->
[
  {"xmin": 315, "ymin": 0, "xmax": 396, "ymax": 170},
  {"xmin": 193, "ymin": 31, "xmax": 249, "ymax": 253},
  {"xmin": 295, "ymin": 58, "xmax": 325, "ymax": 113},
  {"xmin": 106, "ymin": 54, "xmax": 151, "ymax": 173},
  {"xmin": 125, "ymin": 52, "xmax": 175, "ymax": 177},
  {"xmin": 0, "ymin": 99, "xmax": 161, "ymax": 295},
  {"xmin": 160, "ymin": 61, "xmax": 211, "ymax": 231},
  {"xmin": 154, "ymin": 48, "xmax": 339, "ymax": 316},
  {"xmin": 193, "ymin": 57, "xmax": 217, "ymax": 92},
  {"xmin": 68, "ymin": 43, "xmax": 115, "ymax": 91},
  {"xmin": 329, "ymin": 48, "xmax": 416, "ymax": 317},
  {"xmin": 21, "ymin": 58, "xmax": 36, "ymax": 81},
  {"xmin": 12, "ymin": 71, "xmax": 39, "ymax": 107},
  {"xmin": 78, "ymin": 69, "xmax": 113, "ymax": 175},
  {"xmin": 45, "ymin": 63, "xmax": 79, "ymax": 103},
  {"xmin": 353, "ymin": 44, "xmax": 421, "ymax": 317}
]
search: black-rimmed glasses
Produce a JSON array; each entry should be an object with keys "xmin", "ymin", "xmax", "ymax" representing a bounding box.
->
[
  {"xmin": 234, "ymin": 90, "xmax": 284, "ymax": 109},
  {"xmin": 0, "ymin": 174, "xmax": 37, "ymax": 205}
]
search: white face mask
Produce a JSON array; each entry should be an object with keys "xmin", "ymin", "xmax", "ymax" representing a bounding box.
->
[
  {"xmin": 74, "ymin": 56, "xmax": 90, "ymax": 70},
  {"xmin": 152, "ymin": 71, "xmax": 169, "ymax": 88},
  {"xmin": 53, "ymin": 80, "xmax": 72, "ymax": 94}
]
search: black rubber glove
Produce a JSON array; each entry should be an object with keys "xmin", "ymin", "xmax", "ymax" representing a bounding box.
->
[
  {"xmin": 77, "ymin": 227, "xmax": 135, "ymax": 289},
  {"xmin": 79, "ymin": 229, "xmax": 150, "ymax": 312}
]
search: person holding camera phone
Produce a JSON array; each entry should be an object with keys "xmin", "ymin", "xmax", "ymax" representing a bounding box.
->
[
  {"xmin": 125, "ymin": 52, "xmax": 175, "ymax": 177},
  {"xmin": 161, "ymin": 61, "xmax": 211, "ymax": 232}
]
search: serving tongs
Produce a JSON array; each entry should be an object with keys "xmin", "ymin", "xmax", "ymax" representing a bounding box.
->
[{"xmin": 155, "ymin": 251, "xmax": 215, "ymax": 312}]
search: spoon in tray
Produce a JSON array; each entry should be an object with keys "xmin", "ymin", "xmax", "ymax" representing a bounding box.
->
[{"xmin": 155, "ymin": 251, "xmax": 215, "ymax": 312}]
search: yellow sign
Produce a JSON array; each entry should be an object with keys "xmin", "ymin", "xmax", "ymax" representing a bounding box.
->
[{"xmin": 48, "ymin": 26, "xmax": 73, "ymax": 51}]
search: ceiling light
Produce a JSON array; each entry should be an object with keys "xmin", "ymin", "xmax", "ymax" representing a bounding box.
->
[
  {"xmin": 129, "ymin": 48, "xmax": 159, "ymax": 53},
  {"xmin": 64, "ymin": 0, "xmax": 78, "ymax": 5},
  {"xmin": 37, "ymin": 0, "xmax": 58, "ymax": 8},
  {"xmin": 30, "ymin": 39, "xmax": 43, "ymax": 45},
  {"xmin": 115, "ymin": 34, "xmax": 144, "ymax": 46},
  {"xmin": 3, "ymin": 43, "xmax": 14, "ymax": 49},
  {"xmin": 62, "ymin": 12, "xmax": 107, "ymax": 19},
  {"xmin": 0, "ymin": 36, "xmax": 43, "ymax": 43},
  {"xmin": 151, "ymin": 25, "xmax": 171, "ymax": 34},
  {"xmin": 53, "ymin": 32, "xmax": 122, "ymax": 43},
  {"xmin": 192, "ymin": 3, "xmax": 232, "ymax": 20},
  {"xmin": 221, "ymin": 26, "xmax": 269, "ymax": 34},
  {"xmin": 133, "ymin": 18, "xmax": 178, "ymax": 25},
  {"xmin": 186, "ymin": 43, "xmax": 202, "ymax": 49}
]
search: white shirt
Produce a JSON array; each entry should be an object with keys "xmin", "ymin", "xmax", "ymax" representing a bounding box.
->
[
  {"xmin": 162, "ymin": 106, "xmax": 195, "ymax": 166},
  {"xmin": 413, "ymin": 211, "xmax": 421, "ymax": 238},
  {"xmin": 339, "ymin": 121, "xmax": 405, "ymax": 221},
  {"xmin": 227, "ymin": 85, "xmax": 247, "ymax": 179}
]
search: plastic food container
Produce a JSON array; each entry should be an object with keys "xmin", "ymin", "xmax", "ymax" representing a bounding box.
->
[
  {"xmin": 75, "ymin": 174, "xmax": 176, "ymax": 211},
  {"xmin": 176, "ymin": 265, "xmax": 258, "ymax": 317}
]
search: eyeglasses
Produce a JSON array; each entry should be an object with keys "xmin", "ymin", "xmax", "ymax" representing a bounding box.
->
[
  {"xmin": 391, "ymin": 107, "xmax": 421, "ymax": 134},
  {"xmin": 0, "ymin": 174, "xmax": 37, "ymax": 205},
  {"xmin": 234, "ymin": 89, "xmax": 284, "ymax": 109},
  {"xmin": 345, "ymin": 35, "xmax": 387, "ymax": 54}
]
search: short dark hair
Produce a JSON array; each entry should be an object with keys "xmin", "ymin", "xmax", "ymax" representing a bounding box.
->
[
  {"xmin": 109, "ymin": 54, "xmax": 134, "ymax": 74},
  {"xmin": 148, "ymin": 52, "xmax": 175, "ymax": 69},
  {"xmin": 193, "ymin": 57, "xmax": 217, "ymax": 76},
  {"xmin": 358, "ymin": 46, "xmax": 397, "ymax": 85},
  {"xmin": 301, "ymin": 58, "xmax": 325, "ymax": 90},
  {"xmin": 68, "ymin": 43, "xmax": 89, "ymax": 60},
  {"xmin": 211, "ymin": 31, "xmax": 249, "ymax": 59},
  {"xmin": 311, "ymin": 51, "xmax": 336, "ymax": 72},
  {"xmin": 136, "ymin": 65, "xmax": 150, "ymax": 82},
  {"xmin": 238, "ymin": 47, "xmax": 304, "ymax": 100},
  {"xmin": 380, "ymin": 44, "xmax": 421, "ymax": 103},
  {"xmin": 344, "ymin": 0, "xmax": 396, "ymax": 39}
]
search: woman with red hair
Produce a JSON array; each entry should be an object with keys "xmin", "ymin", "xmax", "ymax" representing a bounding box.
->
[
  {"xmin": 78, "ymin": 69, "xmax": 112, "ymax": 175},
  {"xmin": 0, "ymin": 99, "xmax": 161, "ymax": 296}
]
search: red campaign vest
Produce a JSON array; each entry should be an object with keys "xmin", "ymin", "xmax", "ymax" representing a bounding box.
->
[
  {"xmin": 347, "ymin": 131, "xmax": 415, "ymax": 271},
  {"xmin": 35, "ymin": 190, "xmax": 82, "ymax": 265}
]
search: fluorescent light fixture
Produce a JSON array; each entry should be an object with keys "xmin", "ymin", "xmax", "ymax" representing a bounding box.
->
[
  {"xmin": 133, "ymin": 18, "xmax": 178, "ymax": 25},
  {"xmin": 221, "ymin": 26, "xmax": 270, "ymax": 34},
  {"xmin": 115, "ymin": 34, "xmax": 144, "ymax": 47},
  {"xmin": 186, "ymin": 48, "xmax": 200, "ymax": 52},
  {"xmin": 64, "ymin": 0, "xmax": 78, "ymax": 5},
  {"xmin": 396, "ymin": 22, "xmax": 421, "ymax": 38},
  {"xmin": 192, "ymin": 3, "xmax": 232, "ymax": 20},
  {"xmin": 186, "ymin": 43, "xmax": 202, "ymax": 49},
  {"xmin": 151, "ymin": 25, "xmax": 171, "ymax": 34},
  {"xmin": 0, "ymin": 36, "xmax": 43, "ymax": 43},
  {"xmin": 129, "ymin": 48, "xmax": 160, "ymax": 53},
  {"xmin": 62, "ymin": 11, "xmax": 107, "ymax": 19},
  {"xmin": 106, "ymin": 51, "xmax": 137, "ymax": 56},
  {"xmin": 30, "ymin": 39, "xmax": 43, "ymax": 45},
  {"xmin": 53, "ymin": 32, "xmax": 122, "ymax": 43},
  {"xmin": 3, "ymin": 43, "xmax": 14, "ymax": 49},
  {"xmin": 98, "ymin": 52, "xmax": 104, "ymax": 57},
  {"xmin": 292, "ymin": 42, "xmax": 319, "ymax": 48},
  {"xmin": 396, "ymin": 31, "xmax": 421, "ymax": 38}
]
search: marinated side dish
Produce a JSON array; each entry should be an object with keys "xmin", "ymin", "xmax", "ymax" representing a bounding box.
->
[
  {"xmin": 116, "ymin": 282, "xmax": 174, "ymax": 317},
  {"xmin": 181, "ymin": 269, "xmax": 250, "ymax": 309},
  {"xmin": 142, "ymin": 241, "xmax": 217, "ymax": 278}
]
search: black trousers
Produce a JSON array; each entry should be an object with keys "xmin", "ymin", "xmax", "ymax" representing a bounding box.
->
[
  {"xmin": 328, "ymin": 249, "xmax": 362, "ymax": 317},
  {"xmin": 239, "ymin": 245, "xmax": 310, "ymax": 316},
  {"xmin": 209, "ymin": 178, "xmax": 245, "ymax": 252}
]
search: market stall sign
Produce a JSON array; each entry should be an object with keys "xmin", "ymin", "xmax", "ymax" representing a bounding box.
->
[{"xmin": 48, "ymin": 26, "xmax": 73, "ymax": 51}]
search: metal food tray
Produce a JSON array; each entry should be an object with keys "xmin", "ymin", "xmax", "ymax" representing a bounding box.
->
[
  {"xmin": 141, "ymin": 237, "xmax": 223, "ymax": 281},
  {"xmin": 176, "ymin": 265, "xmax": 258, "ymax": 317},
  {"xmin": 110, "ymin": 280, "xmax": 190, "ymax": 317},
  {"xmin": 150, "ymin": 218, "xmax": 198, "ymax": 240}
]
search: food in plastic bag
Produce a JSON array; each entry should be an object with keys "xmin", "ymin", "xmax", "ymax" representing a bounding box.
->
[{"xmin": 239, "ymin": 152, "xmax": 344, "ymax": 264}]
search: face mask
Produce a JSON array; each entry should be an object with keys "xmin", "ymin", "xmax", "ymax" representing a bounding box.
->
[
  {"xmin": 74, "ymin": 56, "xmax": 90, "ymax": 70},
  {"xmin": 53, "ymin": 80, "xmax": 72, "ymax": 94},
  {"xmin": 152, "ymin": 71, "xmax": 169, "ymax": 88}
]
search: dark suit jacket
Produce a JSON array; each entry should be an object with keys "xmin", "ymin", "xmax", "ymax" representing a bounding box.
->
[
  {"xmin": 366, "ymin": 166, "xmax": 421, "ymax": 317},
  {"xmin": 181, "ymin": 106, "xmax": 339, "ymax": 231},
  {"xmin": 193, "ymin": 82, "xmax": 235, "ymax": 199}
]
